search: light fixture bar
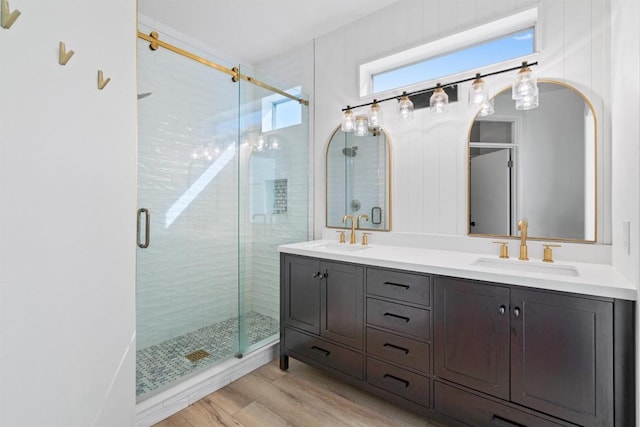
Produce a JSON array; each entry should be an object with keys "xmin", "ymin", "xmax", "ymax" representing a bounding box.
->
[{"xmin": 342, "ymin": 61, "xmax": 539, "ymax": 112}]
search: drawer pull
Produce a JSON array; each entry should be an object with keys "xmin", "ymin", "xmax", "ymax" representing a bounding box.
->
[
  {"xmin": 491, "ymin": 415, "xmax": 524, "ymax": 427},
  {"xmin": 383, "ymin": 343, "xmax": 410, "ymax": 355},
  {"xmin": 383, "ymin": 312, "xmax": 410, "ymax": 323},
  {"xmin": 310, "ymin": 346, "xmax": 331, "ymax": 357},
  {"xmin": 383, "ymin": 281, "xmax": 410, "ymax": 290},
  {"xmin": 383, "ymin": 373, "xmax": 410, "ymax": 388}
]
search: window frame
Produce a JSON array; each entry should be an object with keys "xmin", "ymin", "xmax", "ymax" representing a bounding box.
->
[{"xmin": 359, "ymin": 7, "xmax": 539, "ymax": 97}]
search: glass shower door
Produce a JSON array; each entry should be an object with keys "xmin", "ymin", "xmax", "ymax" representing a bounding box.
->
[
  {"xmin": 135, "ymin": 34, "xmax": 240, "ymax": 400},
  {"xmin": 237, "ymin": 66, "xmax": 310, "ymax": 355}
]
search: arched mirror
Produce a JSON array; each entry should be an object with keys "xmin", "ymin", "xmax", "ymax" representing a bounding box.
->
[
  {"xmin": 326, "ymin": 126, "xmax": 391, "ymax": 231},
  {"xmin": 468, "ymin": 80, "xmax": 596, "ymax": 242}
]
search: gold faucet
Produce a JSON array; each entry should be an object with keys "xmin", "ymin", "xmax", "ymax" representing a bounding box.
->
[
  {"xmin": 518, "ymin": 218, "xmax": 529, "ymax": 260},
  {"xmin": 342, "ymin": 215, "xmax": 356, "ymax": 244},
  {"xmin": 357, "ymin": 214, "xmax": 369, "ymax": 229}
]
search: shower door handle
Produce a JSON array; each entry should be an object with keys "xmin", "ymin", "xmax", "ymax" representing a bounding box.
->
[{"xmin": 137, "ymin": 208, "xmax": 150, "ymax": 248}]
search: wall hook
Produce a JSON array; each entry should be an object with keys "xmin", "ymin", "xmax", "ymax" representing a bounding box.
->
[
  {"xmin": 58, "ymin": 42, "xmax": 74, "ymax": 65},
  {"xmin": 1, "ymin": 0, "xmax": 21, "ymax": 29},
  {"xmin": 97, "ymin": 70, "xmax": 111, "ymax": 90}
]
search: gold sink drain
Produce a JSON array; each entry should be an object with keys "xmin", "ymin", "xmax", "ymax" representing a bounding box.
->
[{"xmin": 185, "ymin": 349, "xmax": 210, "ymax": 362}]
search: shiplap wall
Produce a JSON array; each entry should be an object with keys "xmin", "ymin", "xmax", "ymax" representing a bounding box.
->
[{"xmin": 311, "ymin": 0, "xmax": 610, "ymax": 242}]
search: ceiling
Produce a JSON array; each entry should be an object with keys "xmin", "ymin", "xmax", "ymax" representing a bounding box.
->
[{"xmin": 138, "ymin": 0, "xmax": 402, "ymax": 65}]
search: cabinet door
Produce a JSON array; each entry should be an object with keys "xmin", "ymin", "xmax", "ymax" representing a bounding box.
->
[
  {"xmin": 434, "ymin": 277, "xmax": 510, "ymax": 400},
  {"xmin": 321, "ymin": 261, "xmax": 364, "ymax": 349},
  {"xmin": 282, "ymin": 255, "xmax": 320, "ymax": 335},
  {"xmin": 511, "ymin": 289, "xmax": 614, "ymax": 427}
]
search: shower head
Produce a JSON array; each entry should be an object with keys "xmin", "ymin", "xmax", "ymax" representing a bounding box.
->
[
  {"xmin": 342, "ymin": 146, "xmax": 358, "ymax": 157},
  {"xmin": 137, "ymin": 92, "xmax": 152, "ymax": 100}
]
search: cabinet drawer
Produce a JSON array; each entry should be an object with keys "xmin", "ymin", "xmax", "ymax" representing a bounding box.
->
[
  {"xmin": 434, "ymin": 381, "xmax": 570, "ymax": 427},
  {"xmin": 284, "ymin": 327, "xmax": 363, "ymax": 379},
  {"xmin": 367, "ymin": 298, "xmax": 430, "ymax": 340},
  {"xmin": 366, "ymin": 357, "xmax": 430, "ymax": 408},
  {"xmin": 366, "ymin": 327, "xmax": 430, "ymax": 373},
  {"xmin": 367, "ymin": 268, "xmax": 430, "ymax": 306}
]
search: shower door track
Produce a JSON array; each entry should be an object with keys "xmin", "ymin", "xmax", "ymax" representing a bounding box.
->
[{"xmin": 137, "ymin": 30, "xmax": 309, "ymax": 106}]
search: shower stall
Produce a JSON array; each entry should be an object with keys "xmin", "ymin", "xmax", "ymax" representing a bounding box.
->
[{"xmin": 135, "ymin": 25, "xmax": 309, "ymax": 401}]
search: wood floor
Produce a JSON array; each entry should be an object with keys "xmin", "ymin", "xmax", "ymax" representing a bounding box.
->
[{"xmin": 155, "ymin": 358, "xmax": 449, "ymax": 427}]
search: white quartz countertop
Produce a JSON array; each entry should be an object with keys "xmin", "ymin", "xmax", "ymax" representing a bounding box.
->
[{"xmin": 278, "ymin": 240, "xmax": 637, "ymax": 301}]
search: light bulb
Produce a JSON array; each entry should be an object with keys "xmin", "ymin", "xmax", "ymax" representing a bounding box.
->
[
  {"xmin": 512, "ymin": 62, "xmax": 537, "ymax": 101},
  {"xmin": 515, "ymin": 86, "xmax": 539, "ymax": 110},
  {"xmin": 478, "ymin": 98, "xmax": 495, "ymax": 116},
  {"xmin": 430, "ymin": 84, "xmax": 449, "ymax": 114},
  {"xmin": 355, "ymin": 115, "xmax": 368, "ymax": 137},
  {"xmin": 341, "ymin": 108, "xmax": 355, "ymax": 132},
  {"xmin": 468, "ymin": 75, "xmax": 487, "ymax": 106},
  {"xmin": 398, "ymin": 94, "xmax": 414, "ymax": 120},
  {"xmin": 367, "ymin": 101, "xmax": 383, "ymax": 129}
]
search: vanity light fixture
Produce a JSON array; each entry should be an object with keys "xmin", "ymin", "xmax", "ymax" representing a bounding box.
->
[
  {"xmin": 340, "ymin": 61, "xmax": 539, "ymax": 127},
  {"xmin": 355, "ymin": 115, "xmax": 369, "ymax": 137},
  {"xmin": 512, "ymin": 61, "xmax": 538, "ymax": 103},
  {"xmin": 430, "ymin": 84, "xmax": 449, "ymax": 114},
  {"xmin": 468, "ymin": 74, "xmax": 488, "ymax": 106},
  {"xmin": 398, "ymin": 92, "xmax": 414, "ymax": 120},
  {"xmin": 341, "ymin": 107, "xmax": 355, "ymax": 132},
  {"xmin": 478, "ymin": 97, "xmax": 495, "ymax": 116},
  {"xmin": 367, "ymin": 100, "xmax": 383, "ymax": 129}
]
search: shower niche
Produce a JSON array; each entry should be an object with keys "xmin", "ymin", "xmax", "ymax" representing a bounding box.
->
[{"xmin": 326, "ymin": 126, "xmax": 391, "ymax": 230}]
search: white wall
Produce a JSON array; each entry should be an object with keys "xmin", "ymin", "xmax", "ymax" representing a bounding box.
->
[
  {"xmin": 313, "ymin": 0, "xmax": 611, "ymax": 248},
  {"xmin": 0, "ymin": 1, "xmax": 137, "ymax": 426},
  {"xmin": 611, "ymin": 0, "xmax": 640, "ymax": 288}
]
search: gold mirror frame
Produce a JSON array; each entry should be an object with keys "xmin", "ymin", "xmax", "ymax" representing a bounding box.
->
[
  {"xmin": 467, "ymin": 79, "xmax": 597, "ymax": 243},
  {"xmin": 325, "ymin": 125, "xmax": 392, "ymax": 231}
]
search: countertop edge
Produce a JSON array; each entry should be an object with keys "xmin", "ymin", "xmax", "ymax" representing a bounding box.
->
[{"xmin": 279, "ymin": 241, "xmax": 637, "ymax": 301}]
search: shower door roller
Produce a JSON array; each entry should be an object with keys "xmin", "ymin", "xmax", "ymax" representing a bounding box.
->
[{"xmin": 137, "ymin": 208, "xmax": 150, "ymax": 248}]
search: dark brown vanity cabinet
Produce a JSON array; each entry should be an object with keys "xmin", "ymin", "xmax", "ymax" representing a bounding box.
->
[
  {"xmin": 434, "ymin": 276, "xmax": 632, "ymax": 427},
  {"xmin": 281, "ymin": 254, "xmax": 364, "ymax": 378},
  {"xmin": 281, "ymin": 254, "xmax": 635, "ymax": 427}
]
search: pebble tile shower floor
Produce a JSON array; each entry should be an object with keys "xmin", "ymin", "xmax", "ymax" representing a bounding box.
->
[{"xmin": 136, "ymin": 312, "xmax": 279, "ymax": 400}]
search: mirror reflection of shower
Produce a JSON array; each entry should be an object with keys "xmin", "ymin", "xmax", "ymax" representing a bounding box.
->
[{"xmin": 342, "ymin": 146, "xmax": 358, "ymax": 157}]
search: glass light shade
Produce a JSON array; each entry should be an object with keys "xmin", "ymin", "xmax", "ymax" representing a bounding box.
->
[
  {"xmin": 367, "ymin": 102, "xmax": 383, "ymax": 128},
  {"xmin": 341, "ymin": 109, "xmax": 355, "ymax": 132},
  {"xmin": 478, "ymin": 98, "xmax": 495, "ymax": 116},
  {"xmin": 515, "ymin": 86, "xmax": 539, "ymax": 110},
  {"xmin": 468, "ymin": 77, "xmax": 487, "ymax": 106},
  {"xmin": 398, "ymin": 95, "xmax": 414, "ymax": 120},
  {"xmin": 430, "ymin": 86, "xmax": 449, "ymax": 114},
  {"xmin": 355, "ymin": 115, "xmax": 368, "ymax": 137},
  {"xmin": 512, "ymin": 66, "xmax": 537, "ymax": 100}
]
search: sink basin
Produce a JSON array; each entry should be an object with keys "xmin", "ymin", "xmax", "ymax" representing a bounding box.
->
[
  {"xmin": 472, "ymin": 257, "xmax": 579, "ymax": 277},
  {"xmin": 304, "ymin": 241, "xmax": 371, "ymax": 252}
]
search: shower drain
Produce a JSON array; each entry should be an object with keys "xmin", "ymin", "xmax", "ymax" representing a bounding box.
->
[{"xmin": 184, "ymin": 349, "xmax": 210, "ymax": 363}]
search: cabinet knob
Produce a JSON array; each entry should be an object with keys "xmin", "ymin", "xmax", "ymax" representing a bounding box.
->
[
  {"xmin": 312, "ymin": 272, "xmax": 325, "ymax": 279},
  {"xmin": 513, "ymin": 307, "xmax": 521, "ymax": 317},
  {"xmin": 498, "ymin": 305, "xmax": 506, "ymax": 315}
]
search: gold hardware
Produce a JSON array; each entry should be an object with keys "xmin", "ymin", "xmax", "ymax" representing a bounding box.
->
[
  {"xmin": 492, "ymin": 241, "xmax": 509, "ymax": 258},
  {"xmin": 542, "ymin": 244, "xmax": 561, "ymax": 263},
  {"xmin": 357, "ymin": 214, "xmax": 369, "ymax": 229},
  {"xmin": 518, "ymin": 219, "xmax": 529, "ymax": 260},
  {"xmin": 137, "ymin": 30, "xmax": 308, "ymax": 105},
  {"xmin": 336, "ymin": 230, "xmax": 345, "ymax": 243},
  {"xmin": 58, "ymin": 42, "xmax": 75, "ymax": 66},
  {"xmin": 184, "ymin": 349, "xmax": 210, "ymax": 363},
  {"xmin": 97, "ymin": 70, "xmax": 111, "ymax": 90},
  {"xmin": 1, "ymin": 0, "xmax": 20, "ymax": 29},
  {"xmin": 342, "ymin": 215, "xmax": 356, "ymax": 244},
  {"xmin": 361, "ymin": 232, "xmax": 371, "ymax": 246}
]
